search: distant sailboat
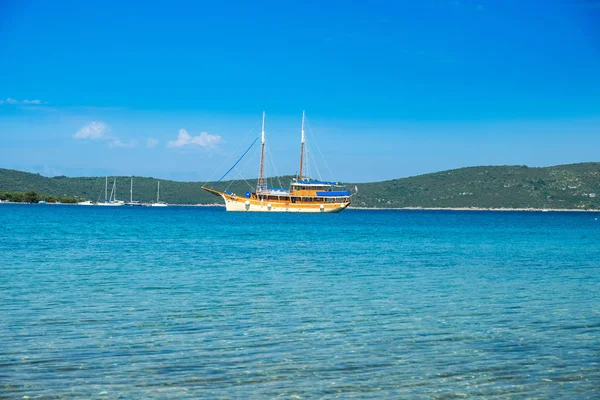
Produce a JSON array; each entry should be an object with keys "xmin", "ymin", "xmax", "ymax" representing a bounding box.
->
[
  {"xmin": 126, "ymin": 177, "xmax": 142, "ymax": 206},
  {"xmin": 151, "ymin": 181, "xmax": 168, "ymax": 207},
  {"xmin": 96, "ymin": 177, "xmax": 125, "ymax": 206}
]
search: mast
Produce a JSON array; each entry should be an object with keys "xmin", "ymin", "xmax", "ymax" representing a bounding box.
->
[
  {"xmin": 105, "ymin": 176, "xmax": 108, "ymax": 201},
  {"xmin": 258, "ymin": 111, "xmax": 266, "ymax": 191},
  {"xmin": 130, "ymin": 178, "xmax": 133, "ymax": 203},
  {"xmin": 109, "ymin": 178, "xmax": 115, "ymax": 202},
  {"xmin": 113, "ymin": 178, "xmax": 117, "ymax": 201},
  {"xmin": 157, "ymin": 181, "xmax": 160, "ymax": 203},
  {"xmin": 299, "ymin": 111, "xmax": 305, "ymax": 181}
]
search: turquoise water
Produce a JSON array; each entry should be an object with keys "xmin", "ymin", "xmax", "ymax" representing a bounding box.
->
[{"xmin": 1, "ymin": 204, "xmax": 599, "ymax": 398}]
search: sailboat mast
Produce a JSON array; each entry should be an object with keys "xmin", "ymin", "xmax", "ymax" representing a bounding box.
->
[
  {"xmin": 105, "ymin": 176, "xmax": 108, "ymax": 201},
  {"xmin": 299, "ymin": 111, "xmax": 305, "ymax": 181},
  {"xmin": 258, "ymin": 111, "xmax": 266, "ymax": 191},
  {"xmin": 113, "ymin": 178, "xmax": 117, "ymax": 201},
  {"xmin": 108, "ymin": 178, "xmax": 115, "ymax": 202},
  {"xmin": 157, "ymin": 181, "xmax": 160, "ymax": 203},
  {"xmin": 130, "ymin": 178, "xmax": 133, "ymax": 203}
]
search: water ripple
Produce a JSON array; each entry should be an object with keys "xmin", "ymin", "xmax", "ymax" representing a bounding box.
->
[{"xmin": 0, "ymin": 206, "xmax": 599, "ymax": 398}]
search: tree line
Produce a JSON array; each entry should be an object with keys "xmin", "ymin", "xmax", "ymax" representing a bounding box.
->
[{"xmin": 0, "ymin": 190, "xmax": 80, "ymax": 204}]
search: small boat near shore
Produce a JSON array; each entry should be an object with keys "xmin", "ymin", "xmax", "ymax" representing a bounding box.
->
[
  {"xmin": 149, "ymin": 181, "xmax": 168, "ymax": 207},
  {"xmin": 125, "ymin": 177, "xmax": 142, "ymax": 206},
  {"xmin": 96, "ymin": 177, "xmax": 125, "ymax": 206}
]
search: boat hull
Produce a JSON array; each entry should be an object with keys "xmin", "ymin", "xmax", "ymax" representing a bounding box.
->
[
  {"xmin": 96, "ymin": 202, "xmax": 125, "ymax": 207},
  {"xmin": 220, "ymin": 194, "xmax": 349, "ymax": 213}
]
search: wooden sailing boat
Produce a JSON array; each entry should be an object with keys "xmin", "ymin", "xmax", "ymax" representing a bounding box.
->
[{"xmin": 203, "ymin": 112, "xmax": 351, "ymax": 213}]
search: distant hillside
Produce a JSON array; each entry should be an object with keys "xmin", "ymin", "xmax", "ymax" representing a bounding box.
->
[
  {"xmin": 351, "ymin": 163, "xmax": 600, "ymax": 210},
  {"xmin": 1, "ymin": 163, "xmax": 599, "ymax": 209},
  {"xmin": 0, "ymin": 170, "xmax": 217, "ymax": 205}
]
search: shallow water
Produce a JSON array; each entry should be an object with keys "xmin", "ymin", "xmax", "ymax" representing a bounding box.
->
[{"xmin": 1, "ymin": 204, "xmax": 599, "ymax": 398}]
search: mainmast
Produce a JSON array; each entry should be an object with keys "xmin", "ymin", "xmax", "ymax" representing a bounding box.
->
[
  {"xmin": 299, "ymin": 111, "xmax": 306, "ymax": 181},
  {"xmin": 258, "ymin": 111, "xmax": 266, "ymax": 191},
  {"xmin": 157, "ymin": 181, "xmax": 160, "ymax": 203},
  {"xmin": 130, "ymin": 178, "xmax": 133, "ymax": 203},
  {"xmin": 105, "ymin": 176, "xmax": 108, "ymax": 201},
  {"xmin": 108, "ymin": 178, "xmax": 115, "ymax": 202}
]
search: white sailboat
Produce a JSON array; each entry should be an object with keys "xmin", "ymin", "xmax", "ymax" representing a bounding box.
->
[
  {"xmin": 96, "ymin": 177, "xmax": 125, "ymax": 206},
  {"xmin": 126, "ymin": 177, "xmax": 142, "ymax": 206},
  {"xmin": 151, "ymin": 181, "xmax": 168, "ymax": 207}
]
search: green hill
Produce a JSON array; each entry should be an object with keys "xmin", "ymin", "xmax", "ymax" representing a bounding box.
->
[
  {"xmin": 351, "ymin": 163, "xmax": 600, "ymax": 209},
  {"xmin": 1, "ymin": 163, "xmax": 599, "ymax": 209}
]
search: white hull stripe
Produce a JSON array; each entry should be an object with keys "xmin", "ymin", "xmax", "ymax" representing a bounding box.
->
[{"xmin": 222, "ymin": 196, "xmax": 349, "ymax": 213}]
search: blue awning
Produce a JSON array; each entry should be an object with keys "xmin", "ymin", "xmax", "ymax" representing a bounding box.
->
[
  {"xmin": 297, "ymin": 180, "xmax": 336, "ymax": 185},
  {"xmin": 316, "ymin": 191, "xmax": 350, "ymax": 197}
]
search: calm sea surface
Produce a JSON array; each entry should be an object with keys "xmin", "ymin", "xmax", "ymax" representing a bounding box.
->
[{"xmin": 1, "ymin": 204, "xmax": 599, "ymax": 398}]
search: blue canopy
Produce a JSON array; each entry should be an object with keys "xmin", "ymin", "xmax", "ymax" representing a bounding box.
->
[
  {"xmin": 297, "ymin": 180, "xmax": 336, "ymax": 185},
  {"xmin": 316, "ymin": 191, "xmax": 350, "ymax": 197}
]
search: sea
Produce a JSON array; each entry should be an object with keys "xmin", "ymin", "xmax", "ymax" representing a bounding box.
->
[{"xmin": 1, "ymin": 204, "xmax": 599, "ymax": 399}]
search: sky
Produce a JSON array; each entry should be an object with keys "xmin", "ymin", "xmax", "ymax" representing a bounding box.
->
[{"xmin": 0, "ymin": 0, "xmax": 599, "ymax": 182}]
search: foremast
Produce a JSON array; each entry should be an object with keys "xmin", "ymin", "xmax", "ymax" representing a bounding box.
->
[
  {"xmin": 257, "ymin": 111, "xmax": 266, "ymax": 192},
  {"xmin": 299, "ymin": 110, "xmax": 306, "ymax": 181}
]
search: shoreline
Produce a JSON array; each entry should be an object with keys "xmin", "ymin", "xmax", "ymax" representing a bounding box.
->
[
  {"xmin": 0, "ymin": 201, "xmax": 226, "ymax": 207},
  {"xmin": 348, "ymin": 206, "xmax": 600, "ymax": 212},
  {"xmin": 2, "ymin": 201, "xmax": 598, "ymax": 212}
]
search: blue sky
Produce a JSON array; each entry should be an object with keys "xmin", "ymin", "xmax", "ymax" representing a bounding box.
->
[{"xmin": 1, "ymin": 0, "xmax": 599, "ymax": 182}]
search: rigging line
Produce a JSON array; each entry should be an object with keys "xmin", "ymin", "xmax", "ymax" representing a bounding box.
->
[
  {"xmin": 261, "ymin": 145, "xmax": 268, "ymax": 188},
  {"xmin": 304, "ymin": 145, "xmax": 314, "ymax": 180},
  {"xmin": 306, "ymin": 144, "xmax": 323, "ymax": 181},
  {"xmin": 233, "ymin": 167, "xmax": 255, "ymax": 191},
  {"xmin": 223, "ymin": 167, "xmax": 253, "ymax": 192},
  {"xmin": 222, "ymin": 142, "xmax": 261, "ymax": 192},
  {"xmin": 266, "ymin": 146, "xmax": 284, "ymax": 189},
  {"xmin": 224, "ymin": 168, "xmax": 245, "ymax": 191},
  {"xmin": 208, "ymin": 118, "xmax": 260, "ymax": 184},
  {"xmin": 303, "ymin": 146, "xmax": 310, "ymax": 179},
  {"xmin": 212, "ymin": 136, "xmax": 259, "ymax": 185},
  {"xmin": 225, "ymin": 147, "xmax": 258, "ymax": 190},
  {"xmin": 224, "ymin": 177, "xmax": 236, "ymax": 192},
  {"xmin": 223, "ymin": 176, "xmax": 234, "ymax": 192},
  {"xmin": 237, "ymin": 143, "xmax": 261, "ymax": 181},
  {"xmin": 311, "ymin": 149, "xmax": 321, "ymax": 181},
  {"xmin": 305, "ymin": 118, "xmax": 334, "ymax": 181},
  {"xmin": 200, "ymin": 118, "xmax": 261, "ymax": 187}
]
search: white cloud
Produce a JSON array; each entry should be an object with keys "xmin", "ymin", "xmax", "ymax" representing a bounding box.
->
[
  {"xmin": 146, "ymin": 138, "xmax": 159, "ymax": 148},
  {"xmin": 73, "ymin": 121, "xmax": 137, "ymax": 149},
  {"xmin": 73, "ymin": 121, "xmax": 110, "ymax": 139},
  {"xmin": 109, "ymin": 139, "xmax": 136, "ymax": 148},
  {"xmin": 1, "ymin": 97, "xmax": 45, "ymax": 105},
  {"xmin": 167, "ymin": 129, "xmax": 222, "ymax": 149}
]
